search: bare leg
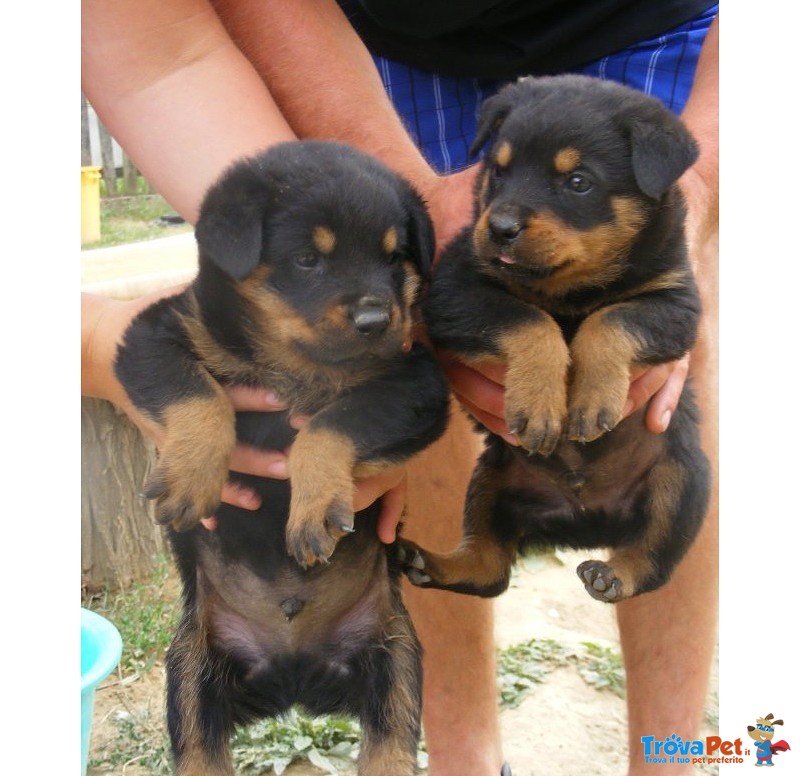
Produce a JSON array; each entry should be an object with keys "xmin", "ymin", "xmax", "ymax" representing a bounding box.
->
[
  {"xmin": 402, "ymin": 406, "xmax": 504, "ymax": 776},
  {"xmin": 619, "ymin": 225, "xmax": 718, "ymax": 775}
]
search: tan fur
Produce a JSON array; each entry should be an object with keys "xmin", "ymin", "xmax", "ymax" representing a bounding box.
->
[
  {"xmin": 514, "ymin": 196, "xmax": 647, "ymax": 297},
  {"xmin": 498, "ymin": 317, "xmax": 571, "ymax": 454},
  {"xmin": 170, "ymin": 622, "xmax": 234, "ymax": 776},
  {"xmin": 553, "ymin": 147, "xmax": 581, "ymax": 173},
  {"xmin": 495, "ymin": 140, "xmax": 513, "ymax": 168},
  {"xmin": 312, "ymin": 225, "xmax": 336, "ymax": 254},
  {"xmin": 151, "ymin": 390, "xmax": 236, "ymax": 530},
  {"xmin": 382, "ymin": 226, "xmax": 398, "ymax": 255},
  {"xmin": 358, "ymin": 612, "xmax": 421, "ymax": 775},
  {"xmin": 568, "ymin": 307, "xmax": 642, "ymax": 441},
  {"xmin": 287, "ymin": 427, "xmax": 357, "ymax": 566}
]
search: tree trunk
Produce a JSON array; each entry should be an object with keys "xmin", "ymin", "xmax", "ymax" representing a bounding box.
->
[
  {"xmin": 81, "ymin": 94, "xmax": 92, "ymax": 167},
  {"xmin": 81, "ymin": 397, "xmax": 166, "ymax": 591},
  {"xmin": 122, "ymin": 154, "xmax": 140, "ymax": 195},
  {"xmin": 98, "ymin": 121, "xmax": 117, "ymax": 196}
]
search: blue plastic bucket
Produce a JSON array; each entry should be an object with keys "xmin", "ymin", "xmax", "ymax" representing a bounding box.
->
[{"xmin": 81, "ymin": 608, "xmax": 122, "ymax": 776}]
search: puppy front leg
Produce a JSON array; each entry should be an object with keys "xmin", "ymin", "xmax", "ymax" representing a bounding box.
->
[
  {"xmin": 567, "ymin": 291, "xmax": 699, "ymax": 443},
  {"xmin": 286, "ymin": 345, "xmax": 450, "ymax": 567},
  {"xmin": 285, "ymin": 425, "xmax": 358, "ymax": 567},
  {"xmin": 116, "ymin": 319, "xmax": 235, "ymax": 531}
]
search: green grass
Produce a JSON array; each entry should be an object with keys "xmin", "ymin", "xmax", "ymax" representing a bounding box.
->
[
  {"xmin": 82, "ymin": 193, "xmax": 191, "ymax": 249},
  {"xmin": 82, "ymin": 555, "xmax": 180, "ymax": 676}
]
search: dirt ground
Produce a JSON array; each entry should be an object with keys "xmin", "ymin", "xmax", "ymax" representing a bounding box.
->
[{"xmin": 88, "ymin": 549, "xmax": 718, "ymax": 775}]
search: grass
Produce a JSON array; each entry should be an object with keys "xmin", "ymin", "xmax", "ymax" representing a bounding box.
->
[
  {"xmin": 84, "ymin": 556, "xmax": 629, "ymax": 774},
  {"xmin": 82, "ymin": 192, "xmax": 191, "ymax": 249}
]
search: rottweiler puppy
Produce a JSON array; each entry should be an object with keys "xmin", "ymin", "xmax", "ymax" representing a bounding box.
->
[
  {"xmin": 114, "ymin": 141, "xmax": 450, "ymax": 775},
  {"xmin": 397, "ymin": 75, "xmax": 711, "ymax": 603}
]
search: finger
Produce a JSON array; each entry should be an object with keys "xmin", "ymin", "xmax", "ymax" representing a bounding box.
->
[
  {"xmin": 226, "ymin": 384, "xmax": 287, "ymax": 412},
  {"xmin": 200, "ymin": 516, "xmax": 218, "ymax": 531},
  {"xmin": 353, "ymin": 466, "xmax": 406, "ymax": 514},
  {"xmin": 376, "ymin": 477, "xmax": 408, "ymax": 545},
  {"xmin": 644, "ymin": 356, "xmax": 690, "ymax": 434},
  {"xmin": 623, "ymin": 363, "xmax": 673, "ymax": 420},
  {"xmin": 229, "ymin": 443, "xmax": 289, "ymax": 479},
  {"xmin": 454, "ymin": 392, "xmax": 520, "ymax": 446},
  {"xmin": 200, "ymin": 480, "xmax": 263, "ymax": 532},
  {"xmin": 438, "ymin": 352, "xmax": 507, "ymax": 422}
]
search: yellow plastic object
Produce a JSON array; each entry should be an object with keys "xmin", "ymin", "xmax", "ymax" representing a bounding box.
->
[{"xmin": 81, "ymin": 166, "xmax": 102, "ymax": 245}]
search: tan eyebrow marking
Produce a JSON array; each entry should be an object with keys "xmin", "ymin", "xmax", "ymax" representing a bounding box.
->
[
  {"xmin": 383, "ymin": 226, "xmax": 398, "ymax": 254},
  {"xmin": 495, "ymin": 141, "xmax": 513, "ymax": 168},
  {"xmin": 554, "ymin": 147, "xmax": 581, "ymax": 173},
  {"xmin": 312, "ymin": 226, "xmax": 336, "ymax": 254}
]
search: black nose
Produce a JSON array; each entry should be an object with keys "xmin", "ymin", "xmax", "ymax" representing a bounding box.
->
[
  {"xmin": 351, "ymin": 298, "xmax": 391, "ymax": 335},
  {"xmin": 488, "ymin": 211, "xmax": 523, "ymax": 243}
]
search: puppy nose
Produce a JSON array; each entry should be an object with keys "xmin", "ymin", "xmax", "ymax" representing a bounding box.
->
[
  {"xmin": 351, "ymin": 297, "xmax": 391, "ymax": 335},
  {"xmin": 489, "ymin": 211, "xmax": 523, "ymax": 243}
]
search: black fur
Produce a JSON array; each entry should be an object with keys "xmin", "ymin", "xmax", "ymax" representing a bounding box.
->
[
  {"xmin": 398, "ymin": 75, "xmax": 710, "ymax": 604},
  {"xmin": 114, "ymin": 141, "xmax": 449, "ymax": 774}
]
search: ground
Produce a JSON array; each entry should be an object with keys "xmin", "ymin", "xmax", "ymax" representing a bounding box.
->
[{"xmin": 87, "ymin": 550, "xmax": 719, "ymax": 775}]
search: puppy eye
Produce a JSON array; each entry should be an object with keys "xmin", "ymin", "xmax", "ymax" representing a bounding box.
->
[
  {"xmin": 294, "ymin": 254, "xmax": 322, "ymax": 270},
  {"xmin": 387, "ymin": 250, "xmax": 404, "ymax": 264},
  {"xmin": 565, "ymin": 173, "xmax": 593, "ymax": 193},
  {"xmin": 493, "ymin": 164, "xmax": 506, "ymax": 179}
]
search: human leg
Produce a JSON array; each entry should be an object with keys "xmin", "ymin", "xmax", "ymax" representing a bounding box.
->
[{"xmin": 402, "ymin": 406, "xmax": 505, "ymax": 776}]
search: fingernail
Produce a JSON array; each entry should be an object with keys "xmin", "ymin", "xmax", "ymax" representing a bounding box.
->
[
  {"xmin": 267, "ymin": 459, "xmax": 289, "ymax": 478},
  {"xmin": 622, "ymin": 399, "xmax": 635, "ymax": 418},
  {"xmin": 237, "ymin": 490, "xmax": 261, "ymax": 509},
  {"xmin": 264, "ymin": 389, "xmax": 285, "ymax": 407},
  {"xmin": 659, "ymin": 410, "xmax": 672, "ymax": 431}
]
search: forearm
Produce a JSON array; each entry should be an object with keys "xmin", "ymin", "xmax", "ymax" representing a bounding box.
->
[
  {"xmin": 679, "ymin": 15, "xmax": 719, "ymax": 254},
  {"xmin": 81, "ymin": 0, "xmax": 295, "ymax": 223},
  {"xmin": 210, "ymin": 0, "xmax": 439, "ymax": 196}
]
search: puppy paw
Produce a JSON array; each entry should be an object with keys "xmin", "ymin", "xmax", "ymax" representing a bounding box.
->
[
  {"xmin": 395, "ymin": 540, "xmax": 434, "ymax": 586},
  {"xmin": 504, "ymin": 377, "xmax": 567, "ymax": 456},
  {"xmin": 286, "ymin": 495, "xmax": 355, "ymax": 568},
  {"xmin": 576, "ymin": 560, "xmax": 624, "ymax": 603},
  {"xmin": 144, "ymin": 458, "xmax": 225, "ymax": 532},
  {"xmin": 567, "ymin": 374, "xmax": 628, "ymax": 443}
]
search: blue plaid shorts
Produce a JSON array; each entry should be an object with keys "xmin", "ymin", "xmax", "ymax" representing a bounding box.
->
[{"xmin": 372, "ymin": 4, "xmax": 718, "ymax": 174}]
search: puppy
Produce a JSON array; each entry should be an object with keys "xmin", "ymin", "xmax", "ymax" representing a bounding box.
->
[
  {"xmin": 398, "ymin": 75, "xmax": 711, "ymax": 603},
  {"xmin": 114, "ymin": 141, "xmax": 450, "ymax": 775}
]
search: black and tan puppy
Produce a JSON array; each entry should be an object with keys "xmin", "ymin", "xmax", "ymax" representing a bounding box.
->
[
  {"xmin": 398, "ymin": 75, "xmax": 711, "ymax": 603},
  {"xmin": 114, "ymin": 141, "xmax": 450, "ymax": 775}
]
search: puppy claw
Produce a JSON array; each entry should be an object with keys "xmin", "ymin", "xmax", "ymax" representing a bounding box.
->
[{"xmin": 407, "ymin": 568, "xmax": 432, "ymax": 586}]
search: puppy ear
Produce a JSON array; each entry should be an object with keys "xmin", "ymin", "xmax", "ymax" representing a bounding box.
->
[
  {"xmin": 402, "ymin": 183, "xmax": 436, "ymax": 278},
  {"xmin": 469, "ymin": 89, "xmax": 516, "ymax": 158},
  {"xmin": 194, "ymin": 161, "xmax": 273, "ymax": 280},
  {"xmin": 629, "ymin": 116, "xmax": 699, "ymax": 199}
]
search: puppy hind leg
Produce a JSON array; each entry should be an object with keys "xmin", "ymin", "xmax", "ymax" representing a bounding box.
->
[
  {"xmin": 358, "ymin": 608, "xmax": 422, "ymax": 776},
  {"xmin": 577, "ymin": 458, "xmax": 700, "ymax": 602},
  {"xmin": 166, "ymin": 622, "xmax": 235, "ymax": 776},
  {"xmin": 397, "ymin": 463, "xmax": 518, "ymax": 597}
]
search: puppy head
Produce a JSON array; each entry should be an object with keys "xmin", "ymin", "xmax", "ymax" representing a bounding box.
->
[
  {"xmin": 469, "ymin": 75, "xmax": 698, "ymax": 295},
  {"xmin": 194, "ymin": 141, "xmax": 434, "ymax": 366}
]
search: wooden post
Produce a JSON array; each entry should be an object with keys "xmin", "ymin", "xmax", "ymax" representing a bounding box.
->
[{"xmin": 81, "ymin": 397, "xmax": 166, "ymax": 591}]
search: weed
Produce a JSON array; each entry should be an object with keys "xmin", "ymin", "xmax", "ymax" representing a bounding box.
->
[
  {"xmin": 496, "ymin": 638, "xmax": 570, "ymax": 709},
  {"xmin": 82, "ymin": 555, "xmax": 179, "ymax": 676},
  {"xmin": 576, "ymin": 641, "xmax": 626, "ymax": 698}
]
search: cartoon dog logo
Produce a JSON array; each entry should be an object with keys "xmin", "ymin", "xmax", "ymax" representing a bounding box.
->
[{"xmin": 747, "ymin": 714, "xmax": 791, "ymax": 767}]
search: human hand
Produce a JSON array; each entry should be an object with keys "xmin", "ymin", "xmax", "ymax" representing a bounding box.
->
[{"xmin": 437, "ymin": 350, "xmax": 689, "ymax": 443}]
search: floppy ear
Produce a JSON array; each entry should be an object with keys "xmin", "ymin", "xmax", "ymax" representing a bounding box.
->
[
  {"xmin": 629, "ymin": 115, "xmax": 699, "ymax": 199},
  {"xmin": 401, "ymin": 183, "xmax": 436, "ymax": 278},
  {"xmin": 469, "ymin": 88, "xmax": 517, "ymax": 158},
  {"xmin": 194, "ymin": 161, "xmax": 274, "ymax": 280}
]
